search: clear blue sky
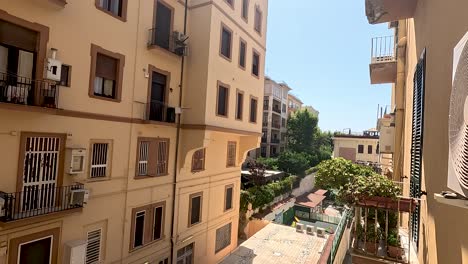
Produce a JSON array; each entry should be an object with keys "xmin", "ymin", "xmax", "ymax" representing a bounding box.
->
[{"xmin": 265, "ymin": 0, "xmax": 392, "ymax": 133}]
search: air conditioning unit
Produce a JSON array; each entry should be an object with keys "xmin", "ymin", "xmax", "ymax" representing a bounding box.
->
[
  {"xmin": 295, "ymin": 223, "xmax": 304, "ymax": 233},
  {"xmin": 173, "ymin": 31, "xmax": 188, "ymax": 43},
  {"xmin": 306, "ymin": 225, "xmax": 315, "ymax": 235},
  {"xmin": 174, "ymin": 45, "xmax": 189, "ymax": 57},
  {"xmin": 65, "ymin": 148, "xmax": 86, "ymax": 175},
  {"xmin": 448, "ymin": 31, "xmax": 468, "ymax": 198},
  {"xmin": 70, "ymin": 189, "xmax": 89, "ymax": 206},
  {"xmin": 46, "ymin": 49, "xmax": 62, "ymax": 81},
  {"xmin": 379, "ymin": 126, "xmax": 395, "ymax": 153},
  {"xmin": 63, "ymin": 240, "xmax": 86, "ymax": 264},
  {"xmin": 316, "ymin": 227, "xmax": 326, "ymax": 238}
]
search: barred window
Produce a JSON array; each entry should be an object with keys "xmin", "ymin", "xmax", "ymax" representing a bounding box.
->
[
  {"xmin": 192, "ymin": 149, "xmax": 206, "ymax": 172},
  {"xmin": 90, "ymin": 141, "xmax": 111, "ymax": 178},
  {"xmin": 136, "ymin": 138, "xmax": 169, "ymax": 177},
  {"xmin": 215, "ymin": 223, "xmax": 232, "ymax": 253},
  {"xmin": 226, "ymin": 142, "xmax": 237, "ymax": 167}
]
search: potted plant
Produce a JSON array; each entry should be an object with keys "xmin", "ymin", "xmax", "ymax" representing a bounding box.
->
[
  {"xmin": 387, "ymin": 229, "xmax": 403, "ymax": 258},
  {"xmin": 365, "ymin": 224, "xmax": 381, "ymax": 254}
]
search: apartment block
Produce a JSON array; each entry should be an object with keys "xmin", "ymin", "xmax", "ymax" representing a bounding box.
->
[
  {"xmin": 287, "ymin": 93, "xmax": 303, "ymax": 116},
  {"xmin": 0, "ymin": 0, "xmax": 267, "ymax": 263},
  {"xmin": 332, "ymin": 129, "xmax": 380, "ymax": 165},
  {"xmin": 258, "ymin": 77, "xmax": 289, "ymax": 158},
  {"xmin": 365, "ymin": 0, "xmax": 468, "ymax": 263}
]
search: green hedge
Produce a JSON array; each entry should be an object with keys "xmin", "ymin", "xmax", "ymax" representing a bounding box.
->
[{"xmin": 240, "ymin": 176, "xmax": 297, "ymax": 212}]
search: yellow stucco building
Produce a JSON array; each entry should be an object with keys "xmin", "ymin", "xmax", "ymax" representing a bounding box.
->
[{"xmin": 0, "ymin": 0, "xmax": 267, "ymax": 263}]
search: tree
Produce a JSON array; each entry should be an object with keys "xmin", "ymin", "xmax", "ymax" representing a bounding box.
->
[
  {"xmin": 256, "ymin": 157, "xmax": 279, "ymax": 170},
  {"xmin": 315, "ymin": 158, "xmax": 376, "ymax": 190},
  {"xmin": 277, "ymin": 151, "xmax": 310, "ymax": 176},
  {"xmin": 287, "ymin": 109, "xmax": 332, "ymax": 167}
]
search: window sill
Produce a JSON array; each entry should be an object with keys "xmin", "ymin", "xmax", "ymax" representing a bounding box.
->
[
  {"xmin": 87, "ymin": 177, "xmax": 111, "ymax": 183},
  {"xmin": 219, "ymin": 53, "xmax": 233, "ymax": 62},
  {"xmin": 95, "ymin": 6, "xmax": 127, "ymax": 22},
  {"xmin": 434, "ymin": 193, "xmax": 468, "ymax": 209},
  {"xmin": 89, "ymin": 93, "xmax": 121, "ymax": 103},
  {"xmin": 129, "ymin": 236, "xmax": 166, "ymax": 253},
  {"xmin": 134, "ymin": 174, "xmax": 168, "ymax": 179},
  {"xmin": 147, "ymin": 44, "xmax": 182, "ymax": 59},
  {"xmin": 188, "ymin": 221, "xmax": 202, "ymax": 228}
]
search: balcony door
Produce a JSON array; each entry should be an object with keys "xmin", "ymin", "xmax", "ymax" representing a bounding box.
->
[
  {"xmin": 19, "ymin": 133, "xmax": 65, "ymax": 213},
  {"xmin": 18, "ymin": 236, "xmax": 53, "ymax": 264},
  {"xmin": 148, "ymin": 69, "xmax": 168, "ymax": 122},
  {"xmin": 154, "ymin": 1, "xmax": 173, "ymax": 50}
]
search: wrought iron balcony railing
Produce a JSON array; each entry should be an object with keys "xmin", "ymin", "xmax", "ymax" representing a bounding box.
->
[
  {"xmin": 0, "ymin": 184, "xmax": 85, "ymax": 222},
  {"xmin": 271, "ymin": 138, "xmax": 280, "ymax": 144},
  {"xmin": 0, "ymin": 72, "xmax": 59, "ymax": 108},
  {"xmin": 148, "ymin": 28, "xmax": 188, "ymax": 56},
  {"xmin": 145, "ymin": 100, "xmax": 176, "ymax": 123}
]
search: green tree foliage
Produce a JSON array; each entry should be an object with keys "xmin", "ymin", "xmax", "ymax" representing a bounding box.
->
[
  {"xmin": 256, "ymin": 157, "xmax": 279, "ymax": 170},
  {"xmin": 287, "ymin": 109, "xmax": 333, "ymax": 167},
  {"xmin": 338, "ymin": 174, "xmax": 402, "ymax": 204},
  {"xmin": 315, "ymin": 158, "xmax": 375, "ymax": 190},
  {"xmin": 277, "ymin": 151, "xmax": 310, "ymax": 176}
]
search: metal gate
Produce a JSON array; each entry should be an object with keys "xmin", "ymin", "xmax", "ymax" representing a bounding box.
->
[{"xmin": 21, "ymin": 136, "xmax": 61, "ymax": 212}]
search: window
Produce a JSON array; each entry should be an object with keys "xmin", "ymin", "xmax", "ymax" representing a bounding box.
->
[
  {"xmin": 177, "ymin": 243, "xmax": 194, "ymax": 264},
  {"xmin": 368, "ymin": 145, "xmax": 373, "ymax": 154},
  {"xmin": 136, "ymin": 138, "xmax": 169, "ymax": 177},
  {"xmin": 224, "ymin": 0, "xmax": 234, "ymax": 8},
  {"xmin": 86, "ymin": 229, "xmax": 102, "ymax": 264},
  {"xmin": 131, "ymin": 202, "xmax": 166, "ymax": 250},
  {"xmin": 252, "ymin": 51, "xmax": 260, "ymax": 77},
  {"xmin": 242, "ymin": 0, "xmax": 249, "ymax": 21},
  {"xmin": 254, "ymin": 6, "xmax": 262, "ymax": 34},
  {"xmin": 357, "ymin": 145, "xmax": 364, "ymax": 154},
  {"xmin": 220, "ymin": 25, "xmax": 232, "ymax": 60},
  {"xmin": 376, "ymin": 144, "xmax": 380, "ymax": 154},
  {"xmin": 95, "ymin": 0, "xmax": 127, "ymax": 21},
  {"xmin": 281, "ymin": 118, "xmax": 286, "ymax": 127},
  {"xmin": 215, "ymin": 223, "xmax": 232, "ymax": 253},
  {"xmin": 152, "ymin": 1, "xmax": 173, "ymax": 50},
  {"xmin": 89, "ymin": 44, "xmax": 124, "ymax": 102},
  {"xmin": 250, "ymin": 97, "xmax": 258, "ymax": 123},
  {"xmin": 90, "ymin": 141, "xmax": 112, "ymax": 179},
  {"xmin": 158, "ymin": 258, "xmax": 169, "ymax": 264},
  {"xmin": 282, "ymin": 103, "xmax": 286, "ymax": 113},
  {"xmin": 227, "ymin": 141, "xmax": 237, "ymax": 167},
  {"xmin": 225, "ymin": 185, "xmax": 233, "ymax": 211},
  {"xmin": 216, "ymin": 82, "xmax": 229, "ymax": 117},
  {"xmin": 192, "ymin": 149, "xmax": 205, "ymax": 172},
  {"xmin": 236, "ymin": 91, "xmax": 244, "ymax": 120},
  {"xmin": 59, "ymin": 64, "xmax": 71, "ymax": 87},
  {"xmin": 239, "ymin": 39, "xmax": 247, "ymax": 69},
  {"xmin": 189, "ymin": 193, "xmax": 203, "ymax": 226}
]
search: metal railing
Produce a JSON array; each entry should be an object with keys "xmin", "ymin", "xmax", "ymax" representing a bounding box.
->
[
  {"xmin": 271, "ymin": 138, "xmax": 280, "ymax": 144},
  {"xmin": 145, "ymin": 100, "xmax": 176, "ymax": 123},
  {"xmin": 0, "ymin": 71, "xmax": 59, "ymax": 108},
  {"xmin": 328, "ymin": 208, "xmax": 353, "ymax": 264},
  {"xmin": 272, "ymin": 122, "xmax": 281, "ymax": 129},
  {"xmin": 148, "ymin": 28, "xmax": 173, "ymax": 51},
  {"xmin": 263, "ymin": 103, "xmax": 269, "ymax": 110},
  {"xmin": 371, "ymin": 36, "xmax": 396, "ymax": 63},
  {"xmin": 0, "ymin": 184, "xmax": 85, "ymax": 222},
  {"xmin": 272, "ymin": 106, "xmax": 281, "ymax": 114}
]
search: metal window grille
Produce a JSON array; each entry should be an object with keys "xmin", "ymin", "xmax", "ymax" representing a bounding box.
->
[
  {"xmin": 90, "ymin": 143, "xmax": 109, "ymax": 178},
  {"xmin": 192, "ymin": 149, "xmax": 205, "ymax": 172},
  {"xmin": 156, "ymin": 140, "xmax": 168, "ymax": 175},
  {"xmin": 215, "ymin": 223, "xmax": 232, "ymax": 253},
  {"xmin": 138, "ymin": 141, "xmax": 149, "ymax": 176},
  {"xmin": 227, "ymin": 142, "xmax": 236, "ymax": 167},
  {"xmin": 86, "ymin": 229, "xmax": 102, "ymax": 264}
]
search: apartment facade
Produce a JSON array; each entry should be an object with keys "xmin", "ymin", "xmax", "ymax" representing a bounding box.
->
[
  {"xmin": 0, "ymin": 0, "xmax": 267, "ymax": 263},
  {"xmin": 332, "ymin": 130, "xmax": 380, "ymax": 164},
  {"xmin": 287, "ymin": 93, "xmax": 303, "ymax": 116},
  {"xmin": 366, "ymin": 0, "xmax": 468, "ymax": 263},
  {"xmin": 259, "ymin": 77, "xmax": 289, "ymax": 158}
]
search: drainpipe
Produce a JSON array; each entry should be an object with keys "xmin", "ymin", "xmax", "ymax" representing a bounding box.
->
[{"xmin": 171, "ymin": 0, "xmax": 188, "ymax": 261}]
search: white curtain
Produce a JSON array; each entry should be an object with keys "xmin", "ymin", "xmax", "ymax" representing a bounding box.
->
[{"xmin": 17, "ymin": 50, "xmax": 34, "ymax": 82}]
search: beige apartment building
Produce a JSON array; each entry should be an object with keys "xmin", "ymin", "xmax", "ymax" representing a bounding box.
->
[
  {"xmin": 287, "ymin": 93, "xmax": 303, "ymax": 116},
  {"xmin": 0, "ymin": 0, "xmax": 267, "ymax": 263},
  {"xmin": 332, "ymin": 129, "xmax": 380, "ymax": 165},
  {"xmin": 366, "ymin": 0, "xmax": 468, "ymax": 263}
]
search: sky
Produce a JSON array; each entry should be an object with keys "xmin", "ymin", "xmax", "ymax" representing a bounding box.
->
[{"xmin": 265, "ymin": 0, "xmax": 393, "ymax": 133}]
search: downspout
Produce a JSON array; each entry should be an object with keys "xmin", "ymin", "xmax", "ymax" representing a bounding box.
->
[{"xmin": 171, "ymin": 0, "xmax": 188, "ymax": 261}]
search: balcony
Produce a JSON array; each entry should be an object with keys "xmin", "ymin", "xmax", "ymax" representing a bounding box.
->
[
  {"xmin": 263, "ymin": 104, "xmax": 269, "ymax": 111},
  {"xmin": 148, "ymin": 28, "xmax": 188, "ymax": 56},
  {"xmin": 365, "ymin": 0, "xmax": 418, "ymax": 24},
  {"xmin": 144, "ymin": 100, "xmax": 176, "ymax": 124},
  {"xmin": 272, "ymin": 106, "xmax": 281, "ymax": 114},
  {"xmin": 0, "ymin": 72, "xmax": 59, "ymax": 109},
  {"xmin": 271, "ymin": 138, "xmax": 280, "ymax": 144},
  {"xmin": 261, "ymin": 137, "xmax": 267, "ymax": 143},
  {"xmin": 272, "ymin": 122, "xmax": 281, "ymax": 130},
  {"xmin": 370, "ymin": 36, "xmax": 397, "ymax": 84},
  {"xmin": 0, "ymin": 184, "xmax": 85, "ymax": 223}
]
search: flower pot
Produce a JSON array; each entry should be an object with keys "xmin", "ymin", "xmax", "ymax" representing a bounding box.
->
[
  {"xmin": 387, "ymin": 245, "xmax": 403, "ymax": 258},
  {"xmin": 365, "ymin": 242, "xmax": 378, "ymax": 254}
]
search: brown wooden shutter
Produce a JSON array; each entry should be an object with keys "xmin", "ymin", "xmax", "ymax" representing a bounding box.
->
[
  {"xmin": 147, "ymin": 139, "xmax": 158, "ymax": 177},
  {"xmin": 227, "ymin": 142, "xmax": 236, "ymax": 167},
  {"xmin": 96, "ymin": 53, "xmax": 117, "ymax": 80},
  {"xmin": 156, "ymin": 139, "xmax": 169, "ymax": 175},
  {"xmin": 0, "ymin": 21, "xmax": 38, "ymax": 52}
]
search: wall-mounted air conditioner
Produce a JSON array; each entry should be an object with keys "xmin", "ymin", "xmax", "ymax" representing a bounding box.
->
[
  {"xmin": 448, "ymin": 31, "xmax": 468, "ymax": 198},
  {"xmin": 70, "ymin": 189, "xmax": 89, "ymax": 206},
  {"xmin": 46, "ymin": 49, "xmax": 62, "ymax": 81},
  {"xmin": 65, "ymin": 148, "xmax": 86, "ymax": 175},
  {"xmin": 379, "ymin": 126, "xmax": 395, "ymax": 153}
]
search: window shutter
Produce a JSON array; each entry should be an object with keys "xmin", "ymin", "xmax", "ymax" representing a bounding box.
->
[
  {"xmin": 156, "ymin": 140, "xmax": 168, "ymax": 175},
  {"xmin": 147, "ymin": 140, "xmax": 158, "ymax": 177},
  {"xmin": 96, "ymin": 53, "xmax": 117, "ymax": 80},
  {"xmin": 410, "ymin": 50, "xmax": 426, "ymax": 249},
  {"xmin": 86, "ymin": 229, "xmax": 102, "ymax": 264}
]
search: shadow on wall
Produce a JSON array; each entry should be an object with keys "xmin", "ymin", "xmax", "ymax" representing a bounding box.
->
[{"xmin": 222, "ymin": 246, "xmax": 257, "ymax": 264}]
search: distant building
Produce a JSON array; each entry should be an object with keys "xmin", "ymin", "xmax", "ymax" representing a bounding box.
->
[
  {"xmin": 287, "ymin": 93, "xmax": 303, "ymax": 115},
  {"xmin": 303, "ymin": 105, "xmax": 319, "ymax": 117},
  {"xmin": 332, "ymin": 129, "xmax": 380, "ymax": 165}
]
